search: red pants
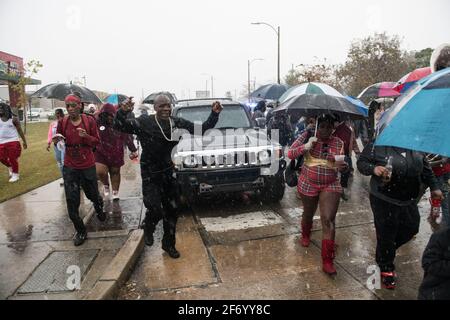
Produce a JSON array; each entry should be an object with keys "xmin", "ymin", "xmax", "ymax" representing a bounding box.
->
[{"xmin": 0, "ymin": 141, "xmax": 22, "ymax": 173}]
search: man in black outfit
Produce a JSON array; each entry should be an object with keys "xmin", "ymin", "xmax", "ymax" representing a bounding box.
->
[
  {"xmin": 114, "ymin": 95, "xmax": 222, "ymax": 258},
  {"xmin": 357, "ymin": 143, "xmax": 443, "ymax": 289}
]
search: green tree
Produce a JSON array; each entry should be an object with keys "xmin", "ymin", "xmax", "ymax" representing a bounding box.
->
[
  {"xmin": 335, "ymin": 32, "xmax": 413, "ymax": 99},
  {"xmin": 412, "ymin": 48, "xmax": 433, "ymax": 69}
]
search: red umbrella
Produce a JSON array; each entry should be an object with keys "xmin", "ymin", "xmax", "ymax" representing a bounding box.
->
[
  {"xmin": 357, "ymin": 82, "xmax": 400, "ymax": 101},
  {"xmin": 394, "ymin": 67, "xmax": 432, "ymax": 93}
]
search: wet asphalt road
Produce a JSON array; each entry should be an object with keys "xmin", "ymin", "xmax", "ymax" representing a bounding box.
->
[{"xmin": 116, "ymin": 164, "xmax": 438, "ymax": 300}]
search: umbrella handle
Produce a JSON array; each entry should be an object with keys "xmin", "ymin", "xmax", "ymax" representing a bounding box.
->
[{"xmin": 315, "ymin": 118, "xmax": 318, "ymax": 137}]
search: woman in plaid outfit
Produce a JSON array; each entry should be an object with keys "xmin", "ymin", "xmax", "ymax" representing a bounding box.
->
[{"xmin": 288, "ymin": 114, "xmax": 347, "ymax": 275}]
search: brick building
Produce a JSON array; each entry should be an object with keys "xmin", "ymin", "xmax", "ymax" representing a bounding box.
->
[{"xmin": 0, "ymin": 51, "xmax": 41, "ymax": 108}]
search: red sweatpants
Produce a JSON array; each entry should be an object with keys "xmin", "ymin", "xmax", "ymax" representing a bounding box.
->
[{"xmin": 0, "ymin": 141, "xmax": 22, "ymax": 174}]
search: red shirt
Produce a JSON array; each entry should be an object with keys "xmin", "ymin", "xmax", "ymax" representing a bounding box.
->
[
  {"xmin": 432, "ymin": 162, "xmax": 450, "ymax": 177},
  {"xmin": 333, "ymin": 123, "xmax": 352, "ymax": 155},
  {"xmin": 57, "ymin": 115, "xmax": 99, "ymax": 169}
]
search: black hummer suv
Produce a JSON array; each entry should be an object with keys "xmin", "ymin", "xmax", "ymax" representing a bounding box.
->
[{"xmin": 171, "ymin": 98, "xmax": 286, "ymax": 204}]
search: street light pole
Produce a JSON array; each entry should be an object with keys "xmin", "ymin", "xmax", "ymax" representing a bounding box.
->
[
  {"xmin": 251, "ymin": 22, "xmax": 280, "ymax": 84},
  {"xmin": 248, "ymin": 58, "xmax": 264, "ymax": 98},
  {"xmin": 277, "ymin": 26, "xmax": 280, "ymax": 84}
]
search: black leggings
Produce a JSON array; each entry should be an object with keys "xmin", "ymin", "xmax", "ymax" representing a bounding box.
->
[
  {"xmin": 63, "ymin": 166, "xmax": 103, "ymax": 233},
  {"xmin": 370, "ymin": 194, "xmax": 420, "ymax": 272},
  {"xmin": 141, "ymin": 167, "xmax": 179, "ymax": 247},
  {"xmin": 340, "ymin": 155, "xmax": 352, "ymax": 188}
]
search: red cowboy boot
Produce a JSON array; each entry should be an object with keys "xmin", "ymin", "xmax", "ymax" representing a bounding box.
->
[
  {"xmin": 300, "ymin": 221, "xmax": 313, "ymax": 247},
  {"xmin": 322, "ymin": 239, "xmax": 337, "ymax": 275}
]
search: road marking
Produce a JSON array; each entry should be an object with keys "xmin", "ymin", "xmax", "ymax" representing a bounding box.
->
[
  {"xmin": 283, "ymin": 207, "xmax": 349, "ymax": 220},
  {"xmin": 200, "ymin": 210, "xmax": 284, "ymax": 233}
]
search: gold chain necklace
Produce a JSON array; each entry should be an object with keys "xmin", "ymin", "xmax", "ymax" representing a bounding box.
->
[{"xmin": 155, "ymin": 115, "xmax": 174, "ymax": 142}]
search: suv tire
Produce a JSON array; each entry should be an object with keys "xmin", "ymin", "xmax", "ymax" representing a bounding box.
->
[{"xmin": 261, "ymin": 175, "xmax": 285, "ymax": 203}]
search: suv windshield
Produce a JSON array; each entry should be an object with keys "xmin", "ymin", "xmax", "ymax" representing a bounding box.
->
[{"xmin": 176, "ymin": 105, "xmax": 251, "ymax": 129}]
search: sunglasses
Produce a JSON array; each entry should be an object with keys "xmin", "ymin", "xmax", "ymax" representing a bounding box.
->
[{"xmin": 66, "ymin": 102, "xmax": 79, "ymax": 107}]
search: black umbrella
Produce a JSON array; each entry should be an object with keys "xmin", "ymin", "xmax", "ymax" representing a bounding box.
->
[
  {"xmin": 30, "ymin": 83, "xmax": 102, "ymax": 104},
  {"xmin": 250, "ymin": 84, "xmax": 289, "ymax": 100},
  {"xmin": 143, "ymin": 91, "xmax": 177, "ymax": 104},
  {"xmin": 273, "ymin": 93, "xmax": 366, "ymax": 120}
]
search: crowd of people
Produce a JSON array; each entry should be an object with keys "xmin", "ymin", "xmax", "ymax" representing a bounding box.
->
[{"xmin": 0, "ymin": 45, "xmax": 449, "ymax": 299}]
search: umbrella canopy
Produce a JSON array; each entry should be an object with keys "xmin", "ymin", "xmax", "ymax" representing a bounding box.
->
[
  {"xmin": 104, "ymin": 94, "xmax": 128, "ymax": 105},
  {"xmin": 30, "ymin": 83, "xmax": 102, "ymax": 104},
  {"xmin": 273, "ymin": 83, "xmax": 366, "ymax": 120},
  {"xmin": 375, "ymin": 67, "xmax": 450, "ymax": 157},
  {"xmin": 278, "ymin": 82, "xmax": 343, "ymax": 103},
  {"xmin": 357, "ymin": 82, "xmax": 400, "ymax": 101},
  {"xmin": 250, "ymin": 83, "xmax": 289, "ymax": 100},
  {"xmin": 393, "ymin": 67, "xmax": 432, "ymax": 93},
  {"xmin": 143, "ymin": 91, "xmax": 177, "ymax": 104},
  {"xmin": 345, "ymin": 96, "xmax": 369, "ymax": 117}
]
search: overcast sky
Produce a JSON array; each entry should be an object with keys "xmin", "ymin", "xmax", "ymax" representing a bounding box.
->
[{"xmin": 1, "ymin": 0, "xmax": 449, "ymax": 101}]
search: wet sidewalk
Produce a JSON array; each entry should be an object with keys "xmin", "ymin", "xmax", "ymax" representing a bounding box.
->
[{"xmin": 0, "ymin": 160, "xmax": 144, "ymax": 300}]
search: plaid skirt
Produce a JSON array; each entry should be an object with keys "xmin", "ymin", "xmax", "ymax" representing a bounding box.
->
[{"xmin": 297, "ymin": 172, "xmax": 342, "ymax": 197}]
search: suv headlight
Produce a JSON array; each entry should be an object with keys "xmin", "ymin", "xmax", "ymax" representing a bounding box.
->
[
  {"xmin": 203, "ymin": 155, "xmax": 215, "ymax": 166},
  {"xmin": 173, "ymin": 154, "xmax": 183, "ymax": 167},
  {"xmin": 258, "ymin": 150, "xmax": 271, "ymax": 164},
  {"xmin": 183, "ymin": 155, "xmax": 198, "ymax": 168}
]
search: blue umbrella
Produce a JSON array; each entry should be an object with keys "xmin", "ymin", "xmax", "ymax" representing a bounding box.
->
[
  {"xmin": 345, "ymin": 96, "xmax": 368, "ymax": 117},
  {"xmin": 104, "ymin": 94, "xmax": 128, "ymax": 105},
  {"xmin": 375, "ymin": 67, "xmax": 450, "ymax": 157}
]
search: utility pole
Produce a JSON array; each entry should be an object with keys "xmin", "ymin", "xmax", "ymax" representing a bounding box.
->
[
  {"xmin": 211, "ymin": 76, "xmax": 214, "ymax": 98},
  {"xmin": 248, "ymin": 58, "xmax": 264, "ymax": 98}
]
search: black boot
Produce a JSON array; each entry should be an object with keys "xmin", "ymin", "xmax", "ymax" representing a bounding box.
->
[
  {"xmin": 73, "ymin": 229, "xmax": 87, "ymax": 246},
  {"xmin": 162, "ymin": 230, "xmax": 180, "ymax": 259},
  {"xmin": 142, "ymin": 221, "xmax": 156, "ymax": 246},
  {"xmin": 94, "ymin": 200, "xmax": 106, "ymax": 222},
  {"xmin": 162, "ymin": 243, "xmax": 180, "ymax": 259}
]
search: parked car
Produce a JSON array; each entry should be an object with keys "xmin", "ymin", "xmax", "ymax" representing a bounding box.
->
[
  {"xmin": 172, "ymin": 99, "xmax": 286, "ymax": 205},
  {"xmin": 28, "ymin": 108, "xmax": 42, "ymax": 120}
]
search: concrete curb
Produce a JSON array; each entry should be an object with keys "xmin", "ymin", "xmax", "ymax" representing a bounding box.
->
[{"xmin": 84, "ymin": 229, "xmax": 144, "ymax": 300}]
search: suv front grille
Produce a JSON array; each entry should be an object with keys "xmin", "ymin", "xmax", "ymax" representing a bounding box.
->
[{"xmin": 183, "ymin": 149, "xmax": 271, "ymax": 170}]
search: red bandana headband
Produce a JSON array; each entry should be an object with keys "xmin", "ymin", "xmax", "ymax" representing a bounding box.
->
[{"xmin": 64, "ymin": 94, "xmax": 81, "ymax": 104}]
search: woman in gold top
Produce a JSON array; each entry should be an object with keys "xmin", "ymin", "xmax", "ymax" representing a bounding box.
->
[{"xmin": 288, "ymin": 114, "xmax": 347, "ymax": 275}]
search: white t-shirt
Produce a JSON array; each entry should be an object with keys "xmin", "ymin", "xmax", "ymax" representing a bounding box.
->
[{"xmin": 0, "ymin": 118, "xmax": 19, "ymax": 144}]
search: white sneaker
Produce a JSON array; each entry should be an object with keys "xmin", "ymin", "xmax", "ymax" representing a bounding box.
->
[
  {"xmin": 7, "ymin": 167, "xmax": 12, "ymax": 178},
  {"xmin": 103, "ymin": 185, "xmax": 110, "ymax": 197},
  {"xmin": 9, "ymin": 173, "xmax": 19, "ymax": 183},
  {"xmin": 112, "ymin": 190, "xmax": 119, "ymax": 200}
]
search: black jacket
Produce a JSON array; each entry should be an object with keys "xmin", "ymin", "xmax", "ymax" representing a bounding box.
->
[
  {"xmin": 418, "ymin": 227, "xmax": 450, "ymax": 300},
  {"xmin": 357, "ymin": 143, "xmax": 439, "ymax": 206},
  {"xmin": 114, "ymin": 109, "xmax": 219, "ymax": 173}
]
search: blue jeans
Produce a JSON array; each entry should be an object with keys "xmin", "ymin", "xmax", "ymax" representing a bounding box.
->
[
  {"xmin": 436, "ymin": 172, "xmax": 450, "ymax": 227},
  {"xmin": 53, "ymin": 145, "xmax": 65, "ymax": 176}
]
